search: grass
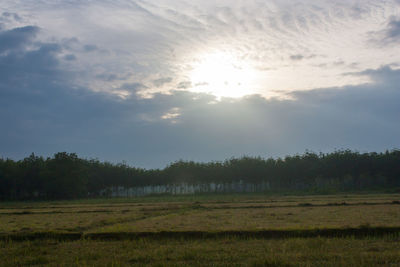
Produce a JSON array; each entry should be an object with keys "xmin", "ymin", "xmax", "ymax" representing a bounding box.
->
[
  {"xmin": 1, "ymin": 237, "xmax": 400, "ymax": 266},
  {"xmin": 1, "ymin": 191, "xmax": 397, "ymax": 207},
  {"xmin": 1, "ymin": 194, "xmax": 399, "ymax": 234},
  {"xmin": 93, "ymin": 204, "xmax": 400, "ymax": 233},
  {"xmin": 0, "ymin": 193, "xmax": 400, "ymax": 265}
]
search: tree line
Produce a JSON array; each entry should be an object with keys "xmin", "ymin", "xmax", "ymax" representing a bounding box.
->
[{"xmin": 0, "ymin": 150, "xmax": 399, "ymax": 200}]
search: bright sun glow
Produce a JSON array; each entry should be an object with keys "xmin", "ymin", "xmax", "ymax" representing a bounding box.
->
[{"xmin": 189, "ymin": 52, "xmax": 258, "ymax": 98}]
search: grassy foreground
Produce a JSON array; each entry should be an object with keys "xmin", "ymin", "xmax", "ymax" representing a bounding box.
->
[
  {"xmin": 1, "ymin": 193, "xmax": 400, "ymax": 266},
  {"xmin": 2, "ymin": 237, "xmax": 400, "ymax": 266}
]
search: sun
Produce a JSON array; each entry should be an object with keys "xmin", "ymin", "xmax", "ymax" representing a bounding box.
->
[{"xmin": 188, "ymin": 52, "xmax": 258, "ymax": 98}]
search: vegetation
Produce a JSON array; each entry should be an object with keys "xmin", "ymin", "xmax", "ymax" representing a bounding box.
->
[
  {"xmin": 0, "ymin": 194, "xmax": 400, "ymax": 266},
  {"xmin": 0, "ymin": 194, "xmax": 399, "ymax": 234},
  {"xmin": 1, "ymin": 150, "xmax": 400, "ymax": 200},
  {"xmin": 2, "ymin": 237, "xmax": 400, "ymax": 266}
]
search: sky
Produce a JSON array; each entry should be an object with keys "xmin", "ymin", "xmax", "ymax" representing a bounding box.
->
[{"xmin": 1, "ymin": 0, "xmax": 400, "ymax": 168}]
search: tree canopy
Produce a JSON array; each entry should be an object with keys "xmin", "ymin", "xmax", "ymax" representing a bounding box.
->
[{"xmin": 0, "ymin": 150, "xmax": 399, "ymax": 200}]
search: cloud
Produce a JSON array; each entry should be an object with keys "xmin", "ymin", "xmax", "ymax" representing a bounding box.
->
[
  {"xmin": 0, "ymin": 25, "xmax": 39, "ymax": 52},
  {"xmin": 347, "ymin": 65, "xmax": 400, "ymax": 85},
  {"xmin": 1, "ymin": 12, "xmax": 21, "ymax": 21},
  {"xmin": 0, "ymin": 12, "xmax": 22, "ymax": 28},
  {"xmin": 153, "ymin": 77, "xmax": 172, "ymax": 87},
  {"xmin": 384, "ymin": 17, "xmax": 400, "ymax": 42},
  {"xmin": 371, "ymin": 16, "xmax": 400, "ymax": 45},
  {"xmin": 95, "ymin": 73, "xmax": 129, "ymax": 82},
  {"xmin": 290, "ymin": 54, "xmax": 304, "ymax": 61},
  {"xmin": 1, "ymin": 2, "xmax": 400, "ymax": 168},
  {"xmin": 63, "ymin": 54, "xmax": 76, "ymax": 61},
  {"xmin": 2, "ymin": 0, "xmax": 398, "ymax": 96},
  {"xmin": 1, "ymin": 22, "xmax": 399, "ymax": 168},
  {"xmin": 177, "ymin": 81, "xmax": 192, "ymax": 89},
  {"xmin": 121, "ymin": 82, "xmax": 146, "ymax": 92},
  {"xmin": 83, "ymin": 44, "xmax": 98, "ymax": 52}
]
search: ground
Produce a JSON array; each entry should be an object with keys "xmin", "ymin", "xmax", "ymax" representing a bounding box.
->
[{"xmin": 1, "ymin": 193, "xmax": 400, "ymax": 266}]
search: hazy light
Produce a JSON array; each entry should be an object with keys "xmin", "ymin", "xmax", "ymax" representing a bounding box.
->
[
  {"xmin": 188, "ymin": 52, "xmax": 259, "ymax": 98},
  {"xmin": 161, "ymin": 107, "xmax": 181, "ymax": 124}
]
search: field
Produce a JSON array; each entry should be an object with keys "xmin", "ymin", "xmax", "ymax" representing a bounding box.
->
[{"xmin": 1, "ymin": 193, "xmax": 400, "ymax": 266}]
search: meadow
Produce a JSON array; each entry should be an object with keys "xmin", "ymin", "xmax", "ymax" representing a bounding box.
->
[{"xmin": 1, "ymin": 193, "xmax": 400, "ymax": 266}]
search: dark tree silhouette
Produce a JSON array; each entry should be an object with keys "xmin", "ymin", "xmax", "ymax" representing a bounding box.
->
[{"xmin": 0, "ymin": 149, "xmax": 399, "ymax": 200}]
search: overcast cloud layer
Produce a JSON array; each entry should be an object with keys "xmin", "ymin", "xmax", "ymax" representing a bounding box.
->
[{"xmin": 1, "ymin": 0, "xmax": 399, "ymax": 168}]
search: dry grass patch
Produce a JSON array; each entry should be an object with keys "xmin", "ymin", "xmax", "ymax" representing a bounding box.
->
[
  {"xmin": 0, "ymin": 204, "xmax": 189, "ymax": 233},
  {"xmin": 96, "ymin": 204, "xmax": 400, "ymax": 232},
  {"xmin": 1, "ymin": 194, "xmax": 399, "ymax": 234}
]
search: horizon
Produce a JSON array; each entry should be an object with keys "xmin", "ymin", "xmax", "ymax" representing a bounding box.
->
[{"xmin": 2, "ymin": 148, "xmax": 399, "ymax": 170}]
